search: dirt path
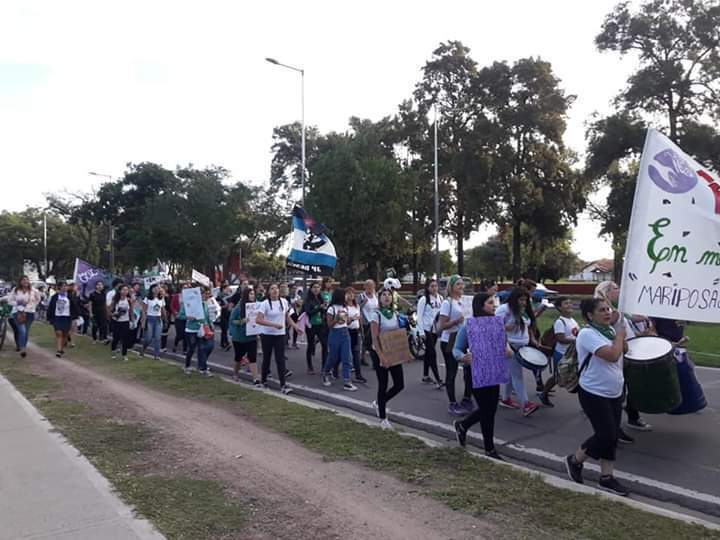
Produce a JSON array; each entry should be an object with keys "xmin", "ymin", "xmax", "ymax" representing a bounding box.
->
[{"xmin": 24, "ymin": 343, "xmax": 494, "ymax": 540}]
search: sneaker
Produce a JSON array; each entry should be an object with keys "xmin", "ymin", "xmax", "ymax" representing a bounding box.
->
[
  {"xmin": 153, "ymin": 356, "xmax": 160, "ymax": 361},
  {"xmin": 522, "ymin": 402, "xmax": 540, "ymax": 417},
  {"xmin": 343, "ymin": 382, "xmax": 358, "ymax": 392},
  {"xmin": 354, "ymin": 376, "xmax": 368, "ymax": 384},
  {"xmin": 537, "ymin": 392, "xmax": 555, "ymax": 408},
  {"xmin": 123, "ymin": 356, "xmax": 129, "ymax": 362},
  {"xmin": 372, "ymin": 400, "xmax": 379, "ymax": 417},
  {"xmin": 499, "ymin": 398, "xmax": 521, "ymax": 410},
  {"xmin": 55, "ymin": 351, "xmax": 62, "ymax": 358},
  {"xmin": 434, "ymin": 380, "xmax": 445, "ymax": 390},
  {"xmin": 69, "ymin": 342, "xmax": 76, "ymax": 348},
  {"xmin": 421, "ymin": 376, "xmax": 433, "ymax": 384},
  {"xmin": 485, "ymin": 449, "xmax": 504, "ymax": 461},
  {"xmin": 379, "ymin": 419, "xmax": 393, "ymax": 430},
  {"xmin": 617, "ymin": 430, "xmax": 635, "ymax": 444},
  {"xmin": 565, "ymin": 455, "xmax": 584, "ymax": 484},
  {"xmin": 183, "ymin": 367, "xmax": 192, "ymax": 375},
  {"xmin": 111, "ymin": 351, "xmax": 117, "ymax": 359},
  {"xmin": 460, "ymin": 398, "xmax": 475, "ymax": 412},
  {"xmin": 253, "ymin": 380, "xmax": 262, "ymax": 388},
  {"xmin": 322, "ymin": 374, "xmax": 332, "ymax": 387},
  {"xmin": 160, "ymin": 348, "xmax": 167, "ymax": 353},
  {"xmin": 453, "ymin": 421, "xmax": 467, "ymax": 447},
  {"xmin": 284, "ymin": 370, "xmax": 293, "ymax": 379},
  {"xmin": 20, "ymin": 350, "xmax": 26, "ymax": 358},
  {"xmin": 448, "ymin": 403, "xmax": 467, "ymax": 417},
  {"xmin": 201, "ymin": 369, "xmax": 213, "ymax": 377},
  {"xmin": 598, "ymin": 475, "xmax": 630, "ymax": 497},
  {"xmin": 281, "ymin": 385, "xmax": 292, "ymax": 395},
  {"xmin": 627, "ymin": 418, "xmax": 653, "ymax": 432}
]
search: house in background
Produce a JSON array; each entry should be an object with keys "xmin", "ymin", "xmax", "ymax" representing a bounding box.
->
[{"xmin": 567, "ymin": 259, "xmax": 614, "ymax": 282}]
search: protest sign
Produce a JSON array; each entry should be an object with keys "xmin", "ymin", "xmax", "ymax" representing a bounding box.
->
[
  {"xmin": 143, "ymin": 273, "xmax": 169, "ymax": 291},
  {"xmin": 621, "ymin": 129, "xmax": 720, "ymax": 323},
  {"xmin": 245, "ymin": 302, "xmax": 262, "ymax": 336},
  {"xmin": 378, "ymin": 329, "xmax": 412, "ymax": 367},
  {"xmin": 466, "ymin": 316, "xmax": 509, "ymax": 388},
  {"xmin": 192, "ymin": 269, "xmax": 212, "ymax": 288},
  {"xmin": 181, "ymin": 287, "xmax": 205, "ymax": 320},
  {"xmin": 461, "ymin": 295, "xmax": 474, "ymax": 319}
]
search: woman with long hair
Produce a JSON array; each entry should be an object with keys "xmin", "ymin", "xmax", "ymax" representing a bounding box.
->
[
  {"xmin": 303, "ymin": 281, "xmax": 326, "ymax": 374},
  {"xmin": 321, "ymin": 287, "xmax": 357, "ymax": 391},
  {"xmin": 7, "ymin": 275, "xmax": 41, "ymax": 357},
  {"xmin": 416, "ymin": 277, "xmax": 443, "ymax": 388},
  {"xmin": 370, "ymin": 287, "xmax": 406, "ymax": 430},
  {"xmin": 47, "ymin": 281, "xmax": 78, "ymax": 358},
  {"xmin": 171, "ymin": 283, "xmax": 189, "ymax": 353},
  {"xmin": 178, "ymin": 287, "xmax": 214, "ymax": 376},
  {"xmin": 141, "ymin": 284, "xmax": 166, "ymax": 360},
  {"xmin": 110, "ymin": 285, "xmax": 135, "ymax": 361},
  {"xmin": 451, "ymin": 292, "xmax": 511, "ymax": 459},
  {"xmin": 345, "ymin": 287, "xmax": 367, "ymax": 384},
  {"xmin": 229, "ymin": 287, "xmax": 261, "ymax": 386},
  {"xmin": 495, "ymin": 286, "xmax": 540, "ymax": 417}
]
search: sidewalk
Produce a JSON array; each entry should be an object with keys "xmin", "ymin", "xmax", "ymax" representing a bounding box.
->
[{"xmin": 0, "ymin": 374, "xmax": 164, "ymax": 540}]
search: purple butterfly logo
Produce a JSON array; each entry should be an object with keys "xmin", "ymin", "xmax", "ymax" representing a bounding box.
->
[{"xmin": 648, "ymin": 148, "xmax": 697, "ymax": 194}]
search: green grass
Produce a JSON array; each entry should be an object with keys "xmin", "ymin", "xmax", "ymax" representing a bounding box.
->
[
  {"xmin": 537, "ymin": 311, "xmax": 720, "ymax": 368},
  {"xmin": 8, "ymin": 323, "xmax": 720, "ymax": 539},
  {"xmin": 0, "ymin": 353, "xmax": 248, "ymax": 540}
]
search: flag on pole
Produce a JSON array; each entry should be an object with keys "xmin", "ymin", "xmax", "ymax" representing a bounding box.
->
[
  {"xmin": 73, "ymin": 258, "xmax": 109, "ymax": 299},
  {"xmin": 620, "ymin": 128, "xmax": 720, "ymax": 323},
  {"xmin": 286, "ymin": 206, "xmax": 337, "ymax": 276}
]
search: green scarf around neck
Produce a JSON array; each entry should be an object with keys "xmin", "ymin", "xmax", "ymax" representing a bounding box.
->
[
  {"xmin": 379, "ymin": 306, "xmax": 395, "ymax": 320},
  {"xmin": 589, "ymin": 321, "xmax": 616, "ymax": 341}
]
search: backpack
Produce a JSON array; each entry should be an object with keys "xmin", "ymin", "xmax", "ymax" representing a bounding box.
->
[
  {"xmin": 556, "ymin": 341, "xmax": 592, "ymax": 394},
  {"xmin": 540, "ymin": 327, "xmax": 557, "ymax": 351}
]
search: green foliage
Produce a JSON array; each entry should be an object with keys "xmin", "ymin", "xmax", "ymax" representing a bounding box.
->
[{"xmin": 464, "ymin": 236, "xmax": 511, "ymax": 280}]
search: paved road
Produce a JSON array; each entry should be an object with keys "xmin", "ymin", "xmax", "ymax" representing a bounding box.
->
[{"xmin": 175, "ymin": 329, "xmax": 720, "ymax": 513}]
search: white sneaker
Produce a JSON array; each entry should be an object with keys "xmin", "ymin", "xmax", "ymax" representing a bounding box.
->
[
  {"xmin": 201, "ymin": 369, "xmax": 213, "ymax": 377},
  {"xmin": 281, "ymin": 385, "xmax": 292, "ymax": 395},
  {"xmin": 111, "ymin": 351, "xmax": 117, "ymax": 359},
  {"xmin": 123, "ymin": 356, "xmax": 128, "ymax": 362},
  {"xmin": 343, "ymin": 382, "xmax": 358, "ymax": 392},
  {"xmin": 372, "ymin": 400, "xmax": 379, "ymax": 417},
  {"xmin": 183, "ymin": 367, "xmax": 192, "ymax": 375},
  {"xmin": 379, "ymin": 419, "xmax": 393, "ymax": 430}
]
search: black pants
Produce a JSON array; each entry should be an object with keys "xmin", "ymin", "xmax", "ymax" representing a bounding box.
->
[
  {"xmin": 261, "ymin": 334, "xmax": 287, "ymax": 387},
  {"xmin": 305, "ymin": 324, "xmax": 326, "ymax": 371},
  {"xmin": 161, "ymin": 318, "xmax": 170, "ymax": 350},
  {"xmin": 441, "ymin": 341, "xmax": 472, "ymax": 403},
  {"xmin": 423, "ymin": 331, "xmax": 440, "ymax": 381},
  {"xmin": 233, "ymin": 340, "xmax": 257, "ymax": 364},
  {"xmin": 111, "ymin": 321, "xmax": 131, "ymax": 356},
  {"xmin": 349, "ymin": 328, "xmax": 362, "ymax": 378},
  {"xmin": 578, "ymin": 387, "xmax": 623, "ymax": 461},
  {"xmin": 371, "ymin": 350, "xmax": 404, "ymax": 420},
  {"xmin": 91, "ymin": 312, "xmax": 108, "ymax": 341},
  {"xmin": 220, "ymin": 311, "xmax": 230, "ymax": 348},
  {"xmin": 174, "ymin": 319, "xmax": 187, "ymax": 351},
  {"xmin": 460, "ymin": 385, "xmax": 500, "ymax": 451}
]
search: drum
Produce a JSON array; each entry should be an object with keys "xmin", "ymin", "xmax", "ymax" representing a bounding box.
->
[
  {"xmin": 668, "ymin": 348, "xmax": 707, "ymax": 415},
  {"xmin": 624, "ymin": 337, "xmax": 681, "ymax": 414},
  {"xmin": 517, "ymin": 346, "xmax": 548, "ymax": 371}
]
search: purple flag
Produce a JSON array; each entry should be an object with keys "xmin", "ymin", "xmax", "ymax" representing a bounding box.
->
[
  {"xmin": 466, "ymin": 316, "xmax": 509, "ymax": 388},
  {"xmin": 73, "ymin": 258, "xmax": 107, "ymax": 300}
]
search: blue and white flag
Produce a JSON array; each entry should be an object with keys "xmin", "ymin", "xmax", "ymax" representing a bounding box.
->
[{"xmin": 287, "ymin": 206, "xmax": 337, "ymax": 276}]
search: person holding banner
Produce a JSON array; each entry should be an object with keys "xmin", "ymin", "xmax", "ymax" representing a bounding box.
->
[
  {"xmin": 451, "ymin": 292, "xmax": 511, "ymax": 460},
  {"xmin": 47, "ymin": 281, "xmax": 78, "ymax": 358},
  {"xmin": 171, "ymin": 284, "xmax": 188, "ymax": 353},
  {"xmin": 369, "ymin": 287, "xmax": 406, "ymax": 430},
  {"xmin": 256, "ymin": 284, "xmax": 304, "ymax": 395},
  {"xmin": 179, "ymin": 287, "xmax": 214, "ymax": 376},
  {"xmin": 230, "ymin": 288, "xmax": 261, "ymax": 386},
  {"xmin": 110, "ymin": 285, "xmax": 135, "ymax": 362},
  {"xmin": 7, "ymin": 276, "xmax": 41, "ymax": 358}
]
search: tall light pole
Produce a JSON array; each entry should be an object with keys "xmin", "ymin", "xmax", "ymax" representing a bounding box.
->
[
  {"xmin": 433, "ymin": 104, "xmax": 440, "ymax": 280},
  {"xmin": 88, "ymin": 171, "xmax": 115, "ymax": 273},
  {"xmin": 266, "ymin": 57, "xmax": 305, "ymax": 206},
  {"xmin": 43, "ymin": 212, "xmax": 48, "ymax": 279}
]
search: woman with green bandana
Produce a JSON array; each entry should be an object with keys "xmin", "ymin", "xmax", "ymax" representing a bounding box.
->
[{"xmin": 565, "ymin": 297, "xmax": 630, "ymax": 497}]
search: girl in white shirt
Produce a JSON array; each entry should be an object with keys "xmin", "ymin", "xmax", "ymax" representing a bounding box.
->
[
  {"xmin": 321, "ymin": 287, "xmax": 357, "ymax": 391},
  {"xmin": 345, "ymin": 287, "xmax": 366, "ymax": 384},
  {"xmin": 8, "ymin": 275, "xmax": 40, "ymax": 357},
  {"xmin": 416, "ymin": 278, "xmax": 443, "ymax": 387},
  {"xmin": 141, "ymin": 285, "xmax": 166, "ymax": 360}
]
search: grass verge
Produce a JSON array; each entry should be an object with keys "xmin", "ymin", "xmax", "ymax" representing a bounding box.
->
[
  {"xmin": 10, "ymin": 323, "xmax": 720, "ymax": 540},
  {"xmin": 0, "ymin": 354, "xmax": 247, "ymax": 540}
]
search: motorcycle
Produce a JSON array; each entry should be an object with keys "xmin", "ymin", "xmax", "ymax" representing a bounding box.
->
[{"xmin": 401, "ymin": 309, "xmax": 426, "ymax": 360}]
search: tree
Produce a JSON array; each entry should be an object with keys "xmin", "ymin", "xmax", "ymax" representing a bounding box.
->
[
  {"xmin": 596, "ymin": 0, "xmax": 720, "ymax": 141},
  {"xmin": 464, "ymin": 236, "xmax": 511, "ymax": 280}
]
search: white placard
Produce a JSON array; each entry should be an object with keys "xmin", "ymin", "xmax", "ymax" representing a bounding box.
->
[
  {"xmin": 245, "ymin": 302, "xmax": 261, "ymax": 336},
  {"xmin": 181, "ymin": 287, "xmax": 205, "ymax": 320},
  {"xmin": 461, "ymin": 295, "xmax": 474, "ymax": 319},
  {"xmin": 620, "ymin": 129, "xmax": 720, "ymax": 322},
  {"xmin": 192, "ymin": 269, "xmax": 212, "ymax": 288}
]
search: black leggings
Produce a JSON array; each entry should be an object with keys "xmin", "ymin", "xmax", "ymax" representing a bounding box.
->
[
  {"xmin": 441, "ymin": 341, "xmax": 472, "ymax": 403},
  {"xmin": 460, "ymin": 385, "xmax": 500, "ymax": 451},
  {"xmin": 92, "ymin": 313, "xmax": 108, "ymax": 341},
  {"xmin": 423, "ymin": 331, "xmax": 440, "ymax": 381},
  {"xmin": 305, "ymin": 324, "xmax": 327, "ymax": 370},
  {"xmin": 349, "ymin": 328, "xmax": 362, "ymax": 378},
  {"xmin": 371, "ymin": 350, "xmax": 404, "ymax": 420},
  {"xmin": 174, "ymin": 318, "xmax": 187, "ymax": 351},
  {"xmin": 261, "ymin": 334, "xmax": 287, "ymax": 387},
  {"xmin": 578, "ymin": 387, "xmax": 623, "ymax": 461},
  {"xmin": 111, "ymin": 321, "xmax": 131, "ymax": 356}
]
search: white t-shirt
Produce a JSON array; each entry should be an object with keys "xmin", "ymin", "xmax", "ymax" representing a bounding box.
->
[
  {"xmin": 577, "ymin": 327, "xmax": 624, "ymax": 399},
  {"xmin": 347, "ymin": 305, "xmax": 361, "ymax": 330},
  {"xmin": 360, "ymin": 293, "xmax": 378, "ymax": 324},
  {"xmin": 113, "ymin": 299, "xmax": 131, "ymax": 322},
  {"xmin": 553, "ymin": 316, "xmax": 579, "ymax": 355},
  {"xmin": 106, "ymin": 289, "xmax": 116, "ymax": 307},
  {"xmin": 144, "ymin": 297, "xmax": 164, "ymax": 317},
  {"xmin": 374, "ymin": 310, "xmax": 400, "ymax": 333},
  {"xmin": 258, "ymin": 298, "xmax": 289, "ymax": 336},
  {"xmin": 495, "ymin": 303, "xmax": 529, "ymax": 347},
  {"xmin": 438, "ymin": 297, "xmax": 464, "ymax": 343},
  {"xmin": 55, "ymin": 294, "xmax": 71, "ymax": 317},
  {"xmin": 10, "ymin": 289, "xmax": 40, "ymax": 314},
  {"xmin": 206, "ymin": 297, "xmax": 221, "ymax": 323},
  {"xmin": 327, "ymin": 304, "xmax": 349, "ymax": 329},
  {"xmin": 417, "ymin": 294, "xmax": 443, "ymax": 333}
]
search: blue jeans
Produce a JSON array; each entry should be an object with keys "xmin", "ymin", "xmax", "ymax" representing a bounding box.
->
[
  {"xmin": 13, "ymin": 312, "xmax": 34, "ymax": 349},
  {"xmin": 143, "ymin": 316, "xmax": 162, "ymax": 357},
  {"xmin": 185, "ymin": 333, "xmax": 214, "ymax": 371},
  {"xmin": 324, "ymin": 327, "xmax": 351, "ymax": 382},
  {"xmin": 501, "ymin": 351, "xmax": 528, "ymax": 405}
]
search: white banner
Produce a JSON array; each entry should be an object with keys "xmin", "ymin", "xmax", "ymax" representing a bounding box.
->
[
  {"xmin": 143, "ymin": 273, "xmax": 170, "ymax": 291},
  {"xmin": 461, "ymin": 295, "xmax": 474, "ymax": 319},
  {"xmin": 192, "ymin": 269, "xmax": 212, "ymax": 288},
  {"xmin": 181, "ymin": 287, "xmax": 205, "ymax": 320},
  {"xmin": 620, "ymin": 129, "xmax": 720, "ymax": 322},
  {"xmin": 245, "ymin": 302, "xmax": 262, "ymax": 336}
]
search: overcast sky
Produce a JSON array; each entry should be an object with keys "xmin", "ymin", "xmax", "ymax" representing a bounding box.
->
[{"xmin": 0, "ymin": 0, "xmax": 637, "ymax": 262}]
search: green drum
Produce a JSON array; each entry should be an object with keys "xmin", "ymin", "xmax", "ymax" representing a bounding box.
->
[{"xmin": 624, "ymin": 336, "xmax": 681, "ymax": 414}]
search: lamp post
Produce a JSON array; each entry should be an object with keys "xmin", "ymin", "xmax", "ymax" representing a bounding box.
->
[
  {"xmin": 265, "ymin": 57, "xmax": 305, "ymax": 206},
  {"xmin": 433, "ymin": 104, "xmax": 440, "ymax": 280},
  {"xmin": 88, "ymin": 171, "xmax": 115, "ymax": 273}
]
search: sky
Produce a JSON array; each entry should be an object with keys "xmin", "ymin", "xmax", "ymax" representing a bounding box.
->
[{"xmin": 0, "ymin": 0, "xmax": 636, "ymax": 263}]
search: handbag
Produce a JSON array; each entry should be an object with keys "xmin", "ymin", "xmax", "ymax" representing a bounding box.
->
[
  {"xmin": 15, "ymin": 311, "xmax": 27, "ymax": 324},
  {"xmin": 199, "ymin": 323, "xmax": 215, "ymax": 340}
]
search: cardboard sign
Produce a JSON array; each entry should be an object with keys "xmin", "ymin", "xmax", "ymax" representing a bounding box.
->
[
  {"xmin": 192, "ymin": 269, "xmax": 212, "ymax": 288},
  {"xmin": 378, "ymin": 328, "xmax": 412, "ymax": 367},
  {"xmin": 244, "ymin": 302, "xmax": 261, "ymax": 336},
  {"xmin": 181, "ymin": 287, "xmax": 205, "ymax": 320},
  {"xmin": 460, "ymin": 295, "xmax": 474, "ymax": 319}
]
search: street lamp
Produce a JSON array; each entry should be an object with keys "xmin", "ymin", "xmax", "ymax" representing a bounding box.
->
[
  {"xmin": 433, "ymin": 105, "xmax": 440, "ymax": 280},
  {"xmin": 265, "ymin": 57, "xmax": 306, "ymax": 206},
  {"xmin": 88, "ymin": 171, "xmax": 115, "ymax": 273}
]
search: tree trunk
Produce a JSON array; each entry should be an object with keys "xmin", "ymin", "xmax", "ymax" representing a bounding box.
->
[{"xmin": 512, "ymin": 220, "xmax": 522, "ymax": 282}]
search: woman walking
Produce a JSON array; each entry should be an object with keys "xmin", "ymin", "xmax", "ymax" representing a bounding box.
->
[
  {"xmin": 229, "ymin": 288, "xmax": 261, "ymax": 386},
  {"xmin": 256, "ymin": 284, "xmax": 304, "ymax": 394},
  {"xmin": 47, "ymin": 281, "xmax": 77, "ymax": 358},
  {"xmin": 179, "ymin": 287, "xmax": 214, "ymax": 376},
  {"xmin": 345, "ymin": 287, "xmax": 366, "ymax": 384},
  {"xmin": 416, "ymin": 277, "xmax": 443, "ymax": 388},
  {"xmin": 452, "ymin": 292, "xmax": 511, "ymax": 459},
  {"xmin": 565, "ymin": 297, "xmax": 630, "ymax": 496},
  {"xmin": 370, "ymin": 287, "xmax": 406, "ymax": 430},
  {"xmin": 437, "ymin": 275, "xmax": 472, "ymax": 416},
  {"xmin": 7, "ymin": 276, "xmax": 41, "ymax": 357},
  {"xmin": 303, "ymin": 282, "xmax": 326, "ymax": 374},
  {"xmin": 171, "ymin": 283, "xmax": 188, "ymax": 353},
  {"xmin": 109, "ymin": 285, "xmax": 135, "ymax": 362},
  {"xmin": 141, "ymin": 285, "xmax": 166, "ymax": 360},
  {"xmin": 321, "ymin": 287, "xmax": 357, "ymax": 391}
]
